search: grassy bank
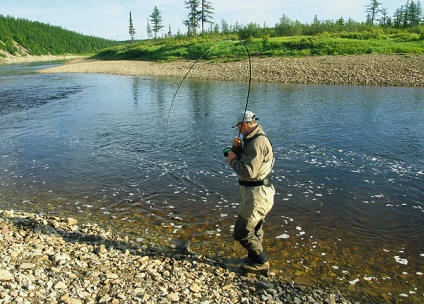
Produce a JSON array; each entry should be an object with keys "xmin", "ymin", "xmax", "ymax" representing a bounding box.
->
[{"xmin": 92, "ymin": 31, "xmax": 424, "ymax": 62}]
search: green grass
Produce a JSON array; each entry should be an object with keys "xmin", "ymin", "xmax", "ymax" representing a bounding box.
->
[{"xmin": 92, "ymin": 31, "xmax": 424, "ymax": 62}]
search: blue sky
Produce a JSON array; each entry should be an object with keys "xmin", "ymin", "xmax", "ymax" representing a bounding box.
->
[{"xmin": 2, "ymin": 0, "xmax": 404, "ymax": 40}]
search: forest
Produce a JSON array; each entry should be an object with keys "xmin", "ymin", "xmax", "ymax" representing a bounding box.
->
[{"xmin": 0, "ymin": 15, "xmax": 119, "ymax": 56}]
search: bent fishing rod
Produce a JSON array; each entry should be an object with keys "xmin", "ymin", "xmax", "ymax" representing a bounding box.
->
[
  {"xmin": 166, "ymin": 39, "xmax": 253, "ymax": 147},
  {"xmin": 166, "ymin": 39, "xmax": 231, "ymax": 130},
  {"xmin": 222, "ymin": 40, "xmax": 252, "ymax": 157}
]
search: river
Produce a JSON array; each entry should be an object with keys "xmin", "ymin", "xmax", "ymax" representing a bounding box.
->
[{"xmin": 0, "ymin": 62, "xmax": 423, "ymax": 302}]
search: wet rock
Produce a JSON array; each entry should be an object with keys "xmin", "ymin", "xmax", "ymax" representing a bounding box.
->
[{"xmin": 0, "ymin": 209, "xmax": 353, "ymax": 304}]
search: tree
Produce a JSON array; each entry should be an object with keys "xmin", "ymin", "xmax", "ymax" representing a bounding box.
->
[
  {"xmin": 149, "ymin": 6, "xmax": 164, "ymax": 39},
  {"xmin": 379, "ymin": 7, "xmax": 390, "ymax": 26},
  {"xmin": 221, "ymin": 18, "xmax": 229, "ymax": 34},
  {"xmin": 146, "ymin": 19, "xmax": 152, "ymax": 39},
  {"xmin": 393, "ymin": 0, "xmax": 423, "ymax": 28},
  {"xmin": 199, "ymin": 0, "xmax": 214, "ymax": 35},
  {"xmin": 129, "ymin": 11, "xmax": 136, "ymax": 42},
  {"xmin": 393, "ymin": 7, "xmax": 404, "ymax": 27},
  {"xmin": 365, "ymin": 0, "xmax": 382, "ymax": 24},
  {"xmin": 167, "ymin": 24, "xmax": 173, "ymax": 37},
  {"xmin": 408, "ymin": 0, "xmax": 422, "ymax": 27},
  {"xmin": 184, "ymin": 0, "xmax": 201, "ymax": 36}
]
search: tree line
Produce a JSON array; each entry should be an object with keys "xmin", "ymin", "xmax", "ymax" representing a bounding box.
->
[
  {"xmin": 136, "ymin": 0, "xmax": 423, "ymax": 40},
  {"xmin": 0, "ymin": 15, "xmax": 119, "ymax": 56},
  {"xmin": 1, "ymin": 0, "xmax": 422, "ymax": 58},
  {"xmin": 129, "ymin": 0, "xmax": 214, "ymax": 40}
]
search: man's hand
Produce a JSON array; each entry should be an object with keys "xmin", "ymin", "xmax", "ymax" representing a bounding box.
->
[
  {"xmin": 226, "ymin": 150, "xmax": 237, "ymax": 163},
  {"xmin": 232, "ymin": 137, "xmax": 241, "ymax": 147}
]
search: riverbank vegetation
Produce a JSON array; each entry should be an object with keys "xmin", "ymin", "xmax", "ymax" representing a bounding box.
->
[
  {"xmin": 96, "ymin": 0, "xmax": 424, "ymax": 61},
  {"xmin": 93, "ymin": 28, "xmax": 424, "ymax": 62}
]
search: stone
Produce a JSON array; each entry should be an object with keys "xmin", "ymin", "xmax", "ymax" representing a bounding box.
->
[
  {"xmin": 166, "ymin": 293, "xmax": 180, "ymax": 302},
  {"xmin": 222, "ymin": 284, "xmax": 234, "ymax": 291},
  {"xmin": 99, "ymin": 295, "xmax": 111, "ymax": 303},
  {"xmin": 19, "ymin": 263, "xmax": 36, "ymax": 270},
  {"xmin": 96, "ymin": 244, "xmax": 106, "ymax": 255},
  {"xmin": 54, "ymin": 282, "xmax": 67, "ymax": 289},
  {"xmin": 1, "ymin": 227, "xmax": 9, "ymax": 236},
  {"xmin": 190, "ymin": 283, "xmax": 201, "ymax": 293},
  {"xmin": 0, "ymin": 269, "xmax": 13, "ymax": 281},
  {"xmin": 66, "ymin": 218, "xmax": 78, "ymax": 225},
  {"xmin": 106, "ymin": 272, "xmax": 119, "ymax": 279}
]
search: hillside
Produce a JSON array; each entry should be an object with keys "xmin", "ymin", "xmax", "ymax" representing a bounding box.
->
[{"xmin": 0, "ymin": 15, "xmax": 121, "ymax": 59}]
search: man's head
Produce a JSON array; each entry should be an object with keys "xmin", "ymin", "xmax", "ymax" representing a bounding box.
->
[
  {"xmin": 233, "ymin": 111, "xmax": 258, "ymax": 127},
  {"xmin": 233, "ymin": 110, "xmax": 259, "ymax": 135}
]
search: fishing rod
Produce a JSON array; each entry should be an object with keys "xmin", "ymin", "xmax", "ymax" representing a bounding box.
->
[
  {"xmin": 222, "ymin": 40, "xmax": 252, "ymax": 157},
  {"xmin": 167, "ymin": 39, "xmax": 231, "ymax": 130},
  {"xmin": 237, "ymin": 40, "xmax": 252, "ymax": 138},
  {"xmin": 166, "ymin": 39, "xmax": 253, "ymax": 139}
]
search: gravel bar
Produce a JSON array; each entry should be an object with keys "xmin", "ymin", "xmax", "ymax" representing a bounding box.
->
[
  {"xmin": 37, "ymin": 54, "xmax": 424, "ymax": 87},
  {"xmin": 0, "ymin": 209, "xmax": 353, "ymax": 304}
]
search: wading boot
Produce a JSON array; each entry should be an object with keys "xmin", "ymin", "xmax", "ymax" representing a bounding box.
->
[
  {"xmin": 240, "ymin": 261, "xmax": 270, "ymax": 275},
  {"xmin": 240, "ymin": 252, "xmax": 269, "ymax": 275}
]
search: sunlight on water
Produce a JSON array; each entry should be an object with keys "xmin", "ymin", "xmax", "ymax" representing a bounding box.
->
[{"xmin": 0, "ymin": 64, "xmax": 423, "ymax": 302}]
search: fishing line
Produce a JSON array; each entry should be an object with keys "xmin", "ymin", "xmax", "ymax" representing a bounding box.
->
[
  {"xmin": 166, "ymin": 39, "xmax": 230, "ymax": 130},
  {"xmin": 236, "ymin": 40, "xmax": 252, "ymax": 139},
  {"xmin": 166, "ymin": 39, "xmax": 252, "ymax": 135}
]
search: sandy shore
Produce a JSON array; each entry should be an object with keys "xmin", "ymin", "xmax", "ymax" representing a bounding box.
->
[
  {"xmin": 0, "ymin": 209, "xmax": 352, "ymax": 303},
  {"xmin": 35, "ymin": 54, "xmax": 424, "ymax": 87}
]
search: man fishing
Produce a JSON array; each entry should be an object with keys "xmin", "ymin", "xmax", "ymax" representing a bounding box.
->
[{"xmin": 226, "ymin": 110, "xmax": 275, "ymax": 274}]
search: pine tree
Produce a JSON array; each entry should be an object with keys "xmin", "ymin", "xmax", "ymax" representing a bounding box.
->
[
  {"xmin": 129, "ymin": 11, "xmax": 136, "ymax": 42},
  {"xmin": 167, "ymin": 24, "xmax": 172, "ymax": 37},
  {"xmin": 365, "ymin": 0, "xmax": 382, "ymax": 24},
  {"xmin": 199, "ymin": 0, "xmax": 214, "ymax": 36},
  {"xmin": 184, "ymin": 0, "xmax": 200, "ymax": 36},
  {"xmin": 149, "ymin": 6, "xmax": 164, "ymax": 39},
  {"xmin": 146, "ymin": 19, "xmax": 152, "ymax": 39}
]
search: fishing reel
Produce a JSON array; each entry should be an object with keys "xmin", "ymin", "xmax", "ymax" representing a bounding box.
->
[{"xmin": 223, "ymin": 147, "xmax": 232, "ymax": 157}]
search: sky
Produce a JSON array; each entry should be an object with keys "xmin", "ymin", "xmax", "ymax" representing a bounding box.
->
[{"xmin": 2, "ymin": 0, "xmax": 404, "ymax": 40}]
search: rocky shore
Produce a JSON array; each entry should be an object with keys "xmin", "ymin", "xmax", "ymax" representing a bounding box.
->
[
  {"xmin": 36, "ymin": 54, "xmax": 424, "ymax": 87},
  {"xmin": 1, "ymin": 209, "xmax": 353, "ymax": 304},
  {"xmin": 0, "ymin": 54, "xmax": 81, "ymax": 65}
]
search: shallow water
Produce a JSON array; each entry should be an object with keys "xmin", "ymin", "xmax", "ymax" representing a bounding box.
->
[{"xmin": 1, "ymin": 62, "xmax": 423, "ymax": 302}]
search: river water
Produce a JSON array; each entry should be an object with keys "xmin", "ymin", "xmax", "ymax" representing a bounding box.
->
[{"xmin": 1, "ymin": 62, "xmax": 423, "ymax": 302}]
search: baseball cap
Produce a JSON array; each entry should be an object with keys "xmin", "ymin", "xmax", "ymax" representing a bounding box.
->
[{"xmin": 232, "ymin": 110, "xmax": 259, "ymax": 128}]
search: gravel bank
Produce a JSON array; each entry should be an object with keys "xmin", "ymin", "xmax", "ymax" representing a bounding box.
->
[
  {"xmin": 37, "ymin": 54, "xmax": 424, "ymax": 87},
  {"xmin": 1, "ymin": 209, "xmax": 352, "ymax": 304}
]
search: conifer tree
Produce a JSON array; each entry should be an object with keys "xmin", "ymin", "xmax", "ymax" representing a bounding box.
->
[
  {"xmin": 167, "ymin": 24, "xmax": 173, "ymax": 37},
  {"xmin": 184, "ymin": 0, "xmax": 200, "ymax": 36},
  {"xmin": 149, "ymin": 6, "xmax": 164, "ymax": 39},
  {"xmin": 199, "ymin": 0, "xmax": 214, "ymax": 35},
  {"xmin": 365, "ymin": 0, "xmax": 382, "ymax": 24},
  {"xmin": 129, "ymin": 11, "xmax": 136, "ymax": 42},
  {"xmin": 146, "ymin": 19, "xmax": 152, "ymax": 39}
]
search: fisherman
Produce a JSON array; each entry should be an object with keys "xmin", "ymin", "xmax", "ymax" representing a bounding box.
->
[{"xmin": 226, "ymin": 110, "xmax": 275, "ymax": 274}]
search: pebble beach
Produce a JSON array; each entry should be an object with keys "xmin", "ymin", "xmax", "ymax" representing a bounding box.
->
[
  {"xmin": 0, "ymin": 209, "xmax": 352, "ymax": 304},
  {"xmin": 36, "ymin": 54, "xmax": 424, "ymax": 87}
]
